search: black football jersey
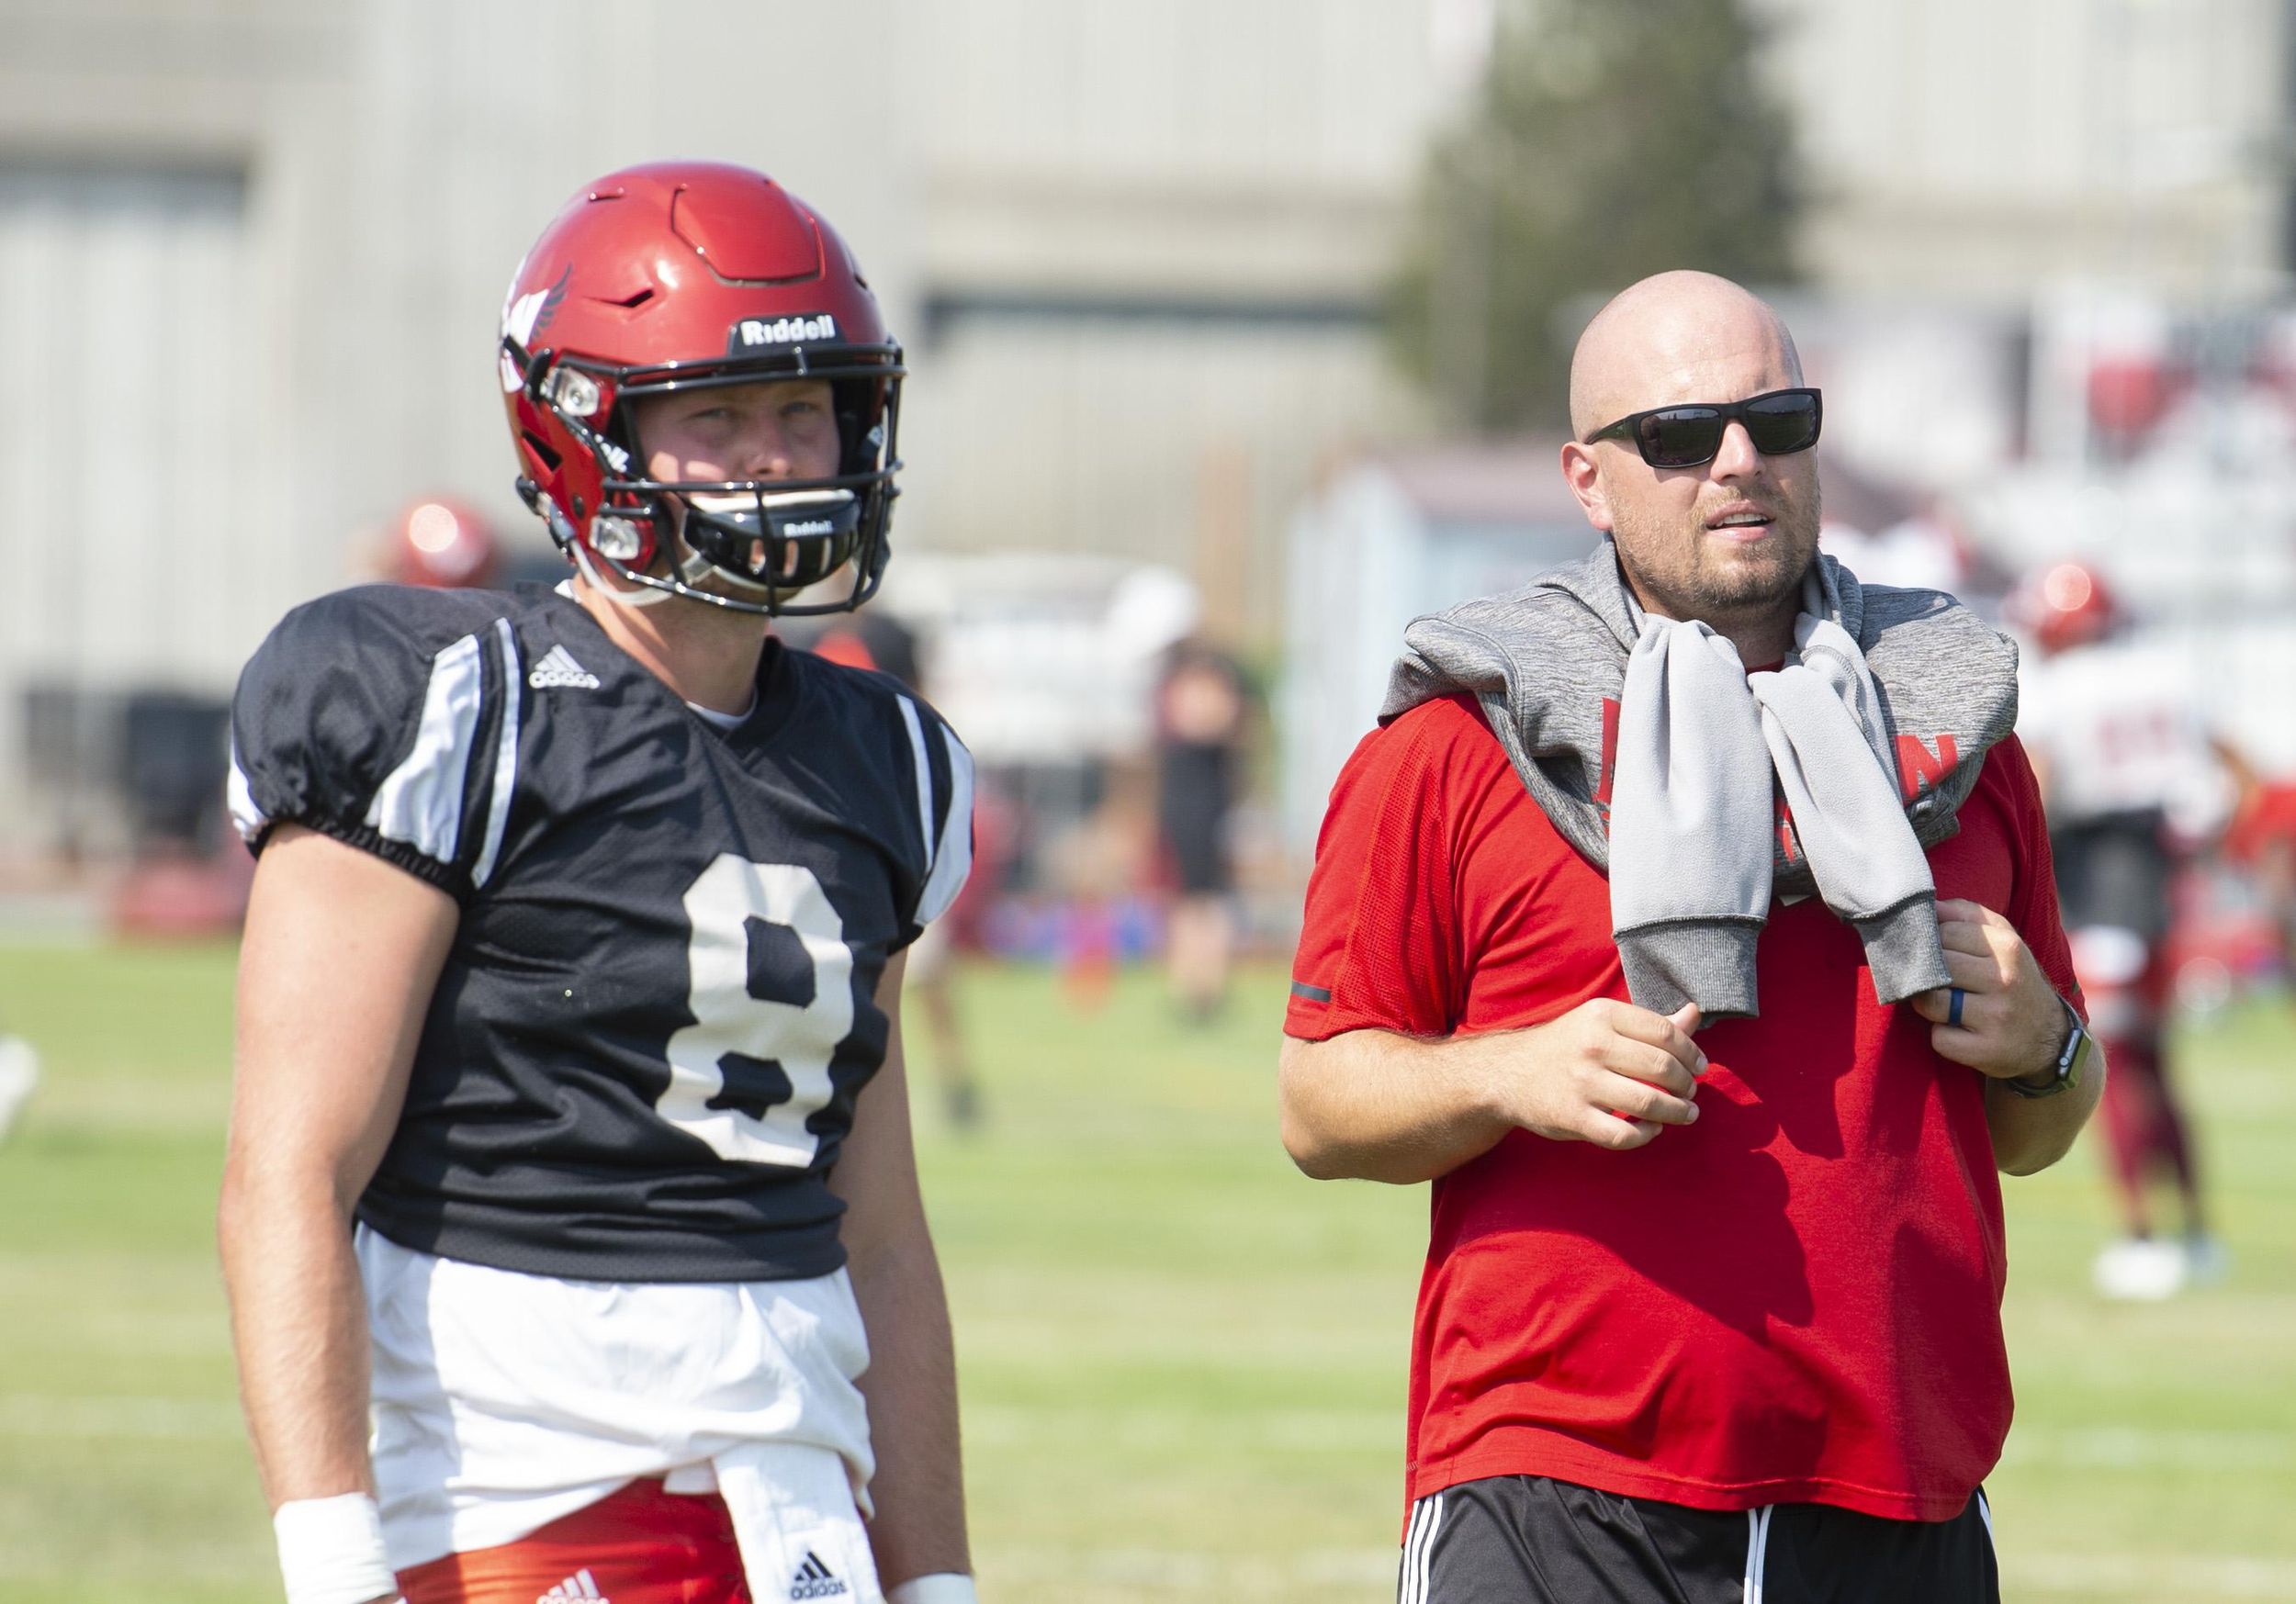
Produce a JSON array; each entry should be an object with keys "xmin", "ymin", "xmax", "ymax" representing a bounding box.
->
[{"xmin": 229, "ymin": 582, "xmax": 973, "ymax": 1283}]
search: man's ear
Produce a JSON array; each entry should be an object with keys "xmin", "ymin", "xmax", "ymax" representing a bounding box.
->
[{"xmin": 1559, "ymin": 442, "xmax": 1614, "ymax": 533}]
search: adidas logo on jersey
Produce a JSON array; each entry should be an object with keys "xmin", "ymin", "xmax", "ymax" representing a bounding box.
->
[
  {"xmin": 788, "ymin": 1551, "xmax": 849, "ymax": 1600},
  {"xmin": 540, "ymin": 1567, "xmax": 609, "ymax": 1601},
  {"xmin": 528, "ymin": 645, "xmax": 601, "ymax": 690}
]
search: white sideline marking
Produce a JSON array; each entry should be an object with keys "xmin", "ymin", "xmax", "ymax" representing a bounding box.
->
[
  {"xmin": 2004, "ymin": 1552, "xmax": 2296, "ymax": 1598},
  {"xmin": 0, "ymin": 1393, "xmax": 242, "ymax": 1441},
  {"xmin": 2000, "ymin": 1425, "xmax": 2296, "ymax": 1472}
]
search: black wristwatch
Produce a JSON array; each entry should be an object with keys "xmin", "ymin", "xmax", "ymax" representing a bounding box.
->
[{"xmin": 2004, "ymin": 996, "xmax": 2091, "ymax": 1099}]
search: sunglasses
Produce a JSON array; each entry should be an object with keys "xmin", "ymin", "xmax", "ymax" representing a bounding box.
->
[{"xmin": 1581, "ymin": 387, "xmax": 1823, "ymax": 469}]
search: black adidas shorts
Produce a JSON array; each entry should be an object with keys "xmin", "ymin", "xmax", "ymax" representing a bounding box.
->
[{"xmin": 1397, "ymin": 1475, "xmax": 1998, "ymax": 1604}]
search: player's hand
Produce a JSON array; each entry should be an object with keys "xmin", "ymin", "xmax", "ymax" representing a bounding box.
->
[
  {"xmin": 1908, "ymin": 899, "xmax": 2065, "ymax": 1082},
  {"xmin": 1480, "ymin": 998, "xmax": 1705, "ymax": 1150}
]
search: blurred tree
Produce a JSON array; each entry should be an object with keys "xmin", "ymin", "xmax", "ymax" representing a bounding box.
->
[{"xmin": 1390, "ymin": 0, "xmax": 1803, "ymax": 432}]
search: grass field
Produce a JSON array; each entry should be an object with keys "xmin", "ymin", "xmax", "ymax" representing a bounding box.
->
[{"xmin": 0, "ymin": 945, "xmax": 2291, "ymax": 1602}]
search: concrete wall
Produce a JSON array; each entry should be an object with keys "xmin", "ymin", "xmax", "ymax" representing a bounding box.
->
[
  {"xmin": 1759, "ymin": 0, "xmax": 2291, "ymax": 300},
  {"xmin": 891, "ymin": 0, "xmax": 1453, "ymax": 630}
]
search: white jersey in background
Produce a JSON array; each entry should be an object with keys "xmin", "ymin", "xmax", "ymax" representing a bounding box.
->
[{"xmin": 2017, "ymin": 636, "xmax": 2231, "ymax": 839}]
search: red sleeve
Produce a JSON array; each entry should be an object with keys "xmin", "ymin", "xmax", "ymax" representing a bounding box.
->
[
  {"xmin": 1988, "ymin": 734, "xmax": 2086, "ymax": 1021},
  {"xmin": 1285, "ymin": 696, "xmax": 1510, "ymax": 1040}
]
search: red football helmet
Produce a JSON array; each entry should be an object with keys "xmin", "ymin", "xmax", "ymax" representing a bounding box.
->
[
  {"xmin": 2012, "ymin": 559, "xmax": 2122, "ymax": 656},
  {"xmin": 499, "ymin": 162, "xmax": 903, "ymax": 615},
  {"xmin": 389, "ymin": 496, "xmax": 501, "ymax": 589}
]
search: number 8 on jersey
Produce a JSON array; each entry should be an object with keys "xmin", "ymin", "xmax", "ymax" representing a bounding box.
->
[{"xmin": 663, "ymin": 854, "xmax": 856, "ymax": 1166}]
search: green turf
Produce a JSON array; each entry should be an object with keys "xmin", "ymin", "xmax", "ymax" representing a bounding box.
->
[{"xmin": 0, "ymin": 946, "xmax": 2290, "ymax": 1600}]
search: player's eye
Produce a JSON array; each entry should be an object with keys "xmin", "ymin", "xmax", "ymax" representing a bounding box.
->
[{"xmin": 679, "ymin": 407, "xmax": 745, "ymax": 440}]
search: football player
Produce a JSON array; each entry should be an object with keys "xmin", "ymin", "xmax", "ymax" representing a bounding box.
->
[
  {"xmin": 2013, "ymin": 559, "xmax": 2230, "ymax": 1299},
  {"xmin": 382, "ymin": 496, "xmax": 502, "ymax": 591},
  {"xmin": 219, "ymin": 163, "xmax": 977, "ymax": 1604}
]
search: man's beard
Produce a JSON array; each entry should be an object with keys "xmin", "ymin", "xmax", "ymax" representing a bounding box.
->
[{"xmin": 1615, "ymin": 491, "xmax": 1821, "ymax": 623}]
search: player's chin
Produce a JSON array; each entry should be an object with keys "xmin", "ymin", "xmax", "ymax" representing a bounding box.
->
[{"xmin": 683, "ymin": 565, "xmax": 786, "ymax": 612}]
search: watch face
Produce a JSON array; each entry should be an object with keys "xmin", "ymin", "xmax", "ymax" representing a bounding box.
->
[
  {"xmin": 2064, "ymin": 1024, "xmax": 2094, "ymax": 1091},
  {"xmin": 2008, "ymin": 1001, "xmax": 2088, "ymax": 1098}
]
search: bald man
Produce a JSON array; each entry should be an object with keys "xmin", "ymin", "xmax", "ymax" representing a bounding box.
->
[{"xmin": 1280, "ymin": 272, "xmax": 2098, "ymax": 1604}]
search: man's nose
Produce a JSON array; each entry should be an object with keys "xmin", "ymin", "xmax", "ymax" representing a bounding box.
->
[
  {"xmin": 1709, "ymin": 420, "xmax": 1761, "ymax": 479},
  {"xmin": 735, "ymin": 422, "xmax": 794, "ymax": 479}
]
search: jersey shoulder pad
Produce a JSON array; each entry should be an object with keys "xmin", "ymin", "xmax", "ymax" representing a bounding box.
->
[{"xmin": 230, "ymin": 584, "xmax": 524, "ymax": 896}]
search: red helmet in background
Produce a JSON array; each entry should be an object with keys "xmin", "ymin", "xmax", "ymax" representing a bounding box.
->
[
  {"xmin": 2011, "ymin": 559, "xmax": 2122, "ymax": 656},
  {"xmin": 499, "ymin": 162, "xmax": 903, "ymax": 615},
  {"xmin": 390, "ymin": 496, "xmax": 501, "ymax": 589}
]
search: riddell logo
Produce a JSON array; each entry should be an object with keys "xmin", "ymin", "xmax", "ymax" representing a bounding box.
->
[
  {"xmin": 788, "ymin": 1551, "xmax": 849, "ymax": 1600},
  {"xmin": 736, "ymin": 313, "xmax": 838, "ymax": 349}
]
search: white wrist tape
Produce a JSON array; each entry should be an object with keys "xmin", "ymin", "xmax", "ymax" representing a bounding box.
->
[
  {"xmin": 887, "ymin": 1575, "xmax": 978, "ymax": 1604},
  {"xmin": 273, "ymin": 1492, "xmax": 402, "ymax": 1604}
]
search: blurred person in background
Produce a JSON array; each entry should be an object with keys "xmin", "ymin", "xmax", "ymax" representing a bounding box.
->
[
  {"xmin": 2012, "ymin": 559, "xmax": 2231, "ymax": 1300},
  {"xmin": 1045, "ymin": 771, "xmax": 1154, "ymax": 1015},
  {"xmin": 219, "ymin": 163, "xmax": 976, "ymax": 1604},
  {"xmin": 781, "ymin": 590, "xmax": 921, "ymax": 687},
  {"xmin": 0, "ymin": 1027, "xmax": 36, "ymax": 1143},
  {"xmin": 783, "ymin": 590, "xmax": 984, "ymax": 1129},
  {"xmin": 1153, "ymin": 640, "xmax": 1252, "ymax": 1022},
  {"xmin": 387, "ymin": 497, "xmax": 503, "ymax": 591},
  {"xmin": 1282, "ymin": 273, "xmax": 2098, "ymax": 1604}
]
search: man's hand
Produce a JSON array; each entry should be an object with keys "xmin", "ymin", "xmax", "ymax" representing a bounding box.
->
[
  {"xmin": 1473, "ymin": 998, "xmax": 1705, "ymax": 1150},
  {"xmin": 1908, "ymin": 899, "xmax": 2066, "ymax": 1082},
  {"xmin": 1279, "ymin": 998, "xmax": 1705, "ymax": 1183}
]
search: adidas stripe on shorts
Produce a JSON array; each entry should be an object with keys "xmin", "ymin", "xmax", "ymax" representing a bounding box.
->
[
  {"xmin": 1398, "ymin": 1475, "xmax": 1998, "ymax": 1604},
  {"xmin": 397, "ymin": 1476, "xmax": 870, "ymax": 1604}
]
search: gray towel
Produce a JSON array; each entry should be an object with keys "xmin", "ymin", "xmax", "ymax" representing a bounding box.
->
[
  {"xmin": 1613, "ymin": 595, "xmax": 1952, "ymax": 1015},
  {"xmin": 1381, "ymin": 540, "xmax": 2020, "ymax": 1019}
]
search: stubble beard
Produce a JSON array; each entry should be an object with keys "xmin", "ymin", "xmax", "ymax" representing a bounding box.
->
[{"xmin": 1614, "ymin": 489, "xmax": 1822, "ymax": 630}]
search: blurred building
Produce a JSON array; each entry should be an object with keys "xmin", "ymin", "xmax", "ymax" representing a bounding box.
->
[
  {"xmin": 0, "ymin": 0, "xmax": 1455, "ymax": 857},
  {"xmin": 6, "ymin": 0, "xmax": 2296, "ymax": 857},
  {"xmin": 0, "ymin": 0, "xmax": 913, "ymax": 856},
  {"xmin": 895, "ymin": 0, "xmax": 1455, "ymax": 639},
  {"xmin": 1760, "ymin": 0, "xmax": 2292, "ymax": 303},
  {"xmin": 1280, "ymin": 443, "xmax": 1590, "ymax": 858}
]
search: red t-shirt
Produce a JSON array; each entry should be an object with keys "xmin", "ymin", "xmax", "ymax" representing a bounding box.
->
[{"xmin": 1286, "ymin": 694, "xmax": 2079, "ymax": 1523}]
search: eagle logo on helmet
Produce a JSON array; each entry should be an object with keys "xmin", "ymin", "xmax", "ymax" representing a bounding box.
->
[{"xmin": 503, "ymin": 264, "xmax": 572, "ymax": 350}]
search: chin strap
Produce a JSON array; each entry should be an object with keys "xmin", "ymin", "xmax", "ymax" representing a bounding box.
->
[
  {"xmin": 673, "ymin": 536, "xmax": 782, "ymax": 605},
  {"xmin": 570, "ymin": 541, "xmax": 680, "ymax": 609},
  {"xmin": 572, "ymin": 510, "xmax": 793, "ymax": 615}
]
